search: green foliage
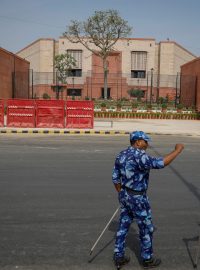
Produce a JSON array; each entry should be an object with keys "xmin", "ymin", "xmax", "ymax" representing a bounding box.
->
[
  {"xmin": 127, "ymin": 89, "xmax": 144, "ymax": 101},
  {"xmin": 54, "ymin": 53, "xmax": 76, "ymax": 84},
  {"xmin": 165, "ymin": 94, "xmax": 169, "ymax": 103},
  {"xmin": 101, "ymin": 102, "xmax": 107, "ymax": 108},
  {"xmin": 120, "ymin": 97, "xmax": 129, "ymax": 101},
  {"xmin": 177, "ymin": 103, "xmax": 184, "ymax": 110},
  {"xmin": 131, "ymin": 102, "xmax": 138, "ymax": 108},
  {"xmin": 116, "ymin": 101, "xmax": 122, "ymax": 108},
  {"xmin": 158, "ymin": 97, "xmax": 165, "ymax": 104},
  {"xmin": 161, "ymin": 103, "xmax": 167, "ymax": 109},
  {"xmin": 42, "ymin": 93, "xmax": 51, "ymax": 99},
  {"xmin": 94, "ymin": 111, "xmax": 199, "ymax": 120},
  {"xmin": 146, "ymin": 104, "xmax": 152, "ymax": 109}
]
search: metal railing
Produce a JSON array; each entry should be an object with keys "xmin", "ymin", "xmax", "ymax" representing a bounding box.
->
[{"xmin": 0, "ymin": 70, "xmax": 197, "ymax": 108}]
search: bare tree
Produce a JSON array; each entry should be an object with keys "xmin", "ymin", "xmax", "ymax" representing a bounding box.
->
[{"xmin": 63, "ymin": 10, "xmax": 132, "ymax": 99}]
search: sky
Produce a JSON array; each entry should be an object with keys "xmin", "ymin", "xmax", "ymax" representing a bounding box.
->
[{"xmin": 0, "ymin": 0, "xmax": 200, "ymax": 56}]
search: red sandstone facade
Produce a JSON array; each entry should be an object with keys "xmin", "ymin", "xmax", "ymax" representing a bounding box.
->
[
  {"xmin": 31, "ymin": 52, "xmax": 176, "ymax": 101},
  {"xmin": 181, "ymin": 58, "xmax": 200, "ymax": 111},
  {"xmin": 0, "ymin": 47, "xmax": 30, "ymax": 99}
]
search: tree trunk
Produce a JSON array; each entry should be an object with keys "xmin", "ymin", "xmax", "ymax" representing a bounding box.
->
[{"xmin": 103, "ymin": 59, "xmax": 108, "ymax": 100}]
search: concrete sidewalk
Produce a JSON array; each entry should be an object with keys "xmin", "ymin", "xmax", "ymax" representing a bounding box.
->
[
  {"xmin": 94, "ymin": 119, "xmax": 200, "ymax": 136},
  {"xmin": 0, "ymin": 119, "xmax": 200, "ymax": 136}
]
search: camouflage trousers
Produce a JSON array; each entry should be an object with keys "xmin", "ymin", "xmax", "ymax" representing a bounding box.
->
[{"xmin": 114, "ymin": 189, "xmax": 154, "ymax": 260}]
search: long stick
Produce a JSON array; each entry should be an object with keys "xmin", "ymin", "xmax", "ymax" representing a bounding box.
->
[{"xmin": 89, "ymin": 207, "xmax": 120, "ymax": 255}]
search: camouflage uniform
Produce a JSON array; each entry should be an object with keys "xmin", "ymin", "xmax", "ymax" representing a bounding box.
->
[{"xmin": 112, "ymin": 132, "xmax": 164, "ymax": 261}]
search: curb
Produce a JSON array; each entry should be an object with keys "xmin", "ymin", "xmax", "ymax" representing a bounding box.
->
[
  {"xmin": 0, "ymin": 129, "xmax": 130, "ymax": 135},
  {"xmin": 0, "ymin": 129, "xmax": 198, "ymax": 137}
]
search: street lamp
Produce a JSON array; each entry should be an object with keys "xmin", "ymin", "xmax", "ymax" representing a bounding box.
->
[
  {"xmin": 150, "ymin": 68, "xmax": 154, "ymax": 105},
  {"xmin": 175, "ymin": 72, "xmax": 179, "ymax": 108}
]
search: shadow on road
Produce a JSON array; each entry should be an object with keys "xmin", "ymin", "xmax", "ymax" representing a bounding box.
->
[
  {"xmin": 183, "ymin": 236, "xmax": 199, "ymax": 268},
  {"xmin": 152, "ymin": 146, "xmax": 200, "ymax": 269},
  {"xmin": 151, "ymin": 146, "xmax": 200, "ymax": 203},
  {"xmin": 88, "ymin": 220, "xmax": 141, "ymax": 264}
]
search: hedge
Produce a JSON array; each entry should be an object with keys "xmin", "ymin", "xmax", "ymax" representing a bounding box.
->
[{"xmin": 94, "ymin": 112, "xmax": 200, "ymax": 120}]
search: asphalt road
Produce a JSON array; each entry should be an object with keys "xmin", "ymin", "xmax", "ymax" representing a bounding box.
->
[{"xmin": 0, "ymin": 134, "xmax": 200, "ymax": 270}]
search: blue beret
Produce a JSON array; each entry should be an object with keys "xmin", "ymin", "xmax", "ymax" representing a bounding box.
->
[{"xmin": 130, "ymin": 131, "xmax": 151, "ymax": 142}]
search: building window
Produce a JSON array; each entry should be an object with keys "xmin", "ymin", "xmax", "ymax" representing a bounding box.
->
[
  {"xmin": 67, "ymin": 50, "xmax": 82, "ymax": 77},
  {"xmin": 131, "ymin": 51, "xmax": 147, "ymax": 78},
  {"xmin": 67, "ymin": 69, "xmax": 82, "ymax": 77},
  {"xmin": 67, "ymin": 89, "xmax": 82, "ymax": 96},
  {"xmin": 101, "ymin": 88, "xmax": 111, "ymax": 99},
  {"xmin": 131, "ymin": 70, "xmax": 146, "ymax": 78}
]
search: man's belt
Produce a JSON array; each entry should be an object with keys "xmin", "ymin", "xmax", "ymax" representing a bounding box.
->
[{"xmin": 123, "ymin": 186, "xmax": 146, "ymax": 196}]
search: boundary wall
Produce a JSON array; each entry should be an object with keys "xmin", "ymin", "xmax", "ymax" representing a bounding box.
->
[
  {"xmin": 4, "ymin": 99, "xmax": 94, "ymax": 129},
  {"xmin": 35, "ymin": 100, "xmax": 65, "ymax": 128},
  {"xmin": 0, "ymin": 47, "xmax": 30, "ymax": 99},
  {"xmin": 66, "ymin": 101, "xmax": 94, "ymax": 129},
  {"xmin": 7, "ymin": 99, "xmax": 35, "ymax": 128}
]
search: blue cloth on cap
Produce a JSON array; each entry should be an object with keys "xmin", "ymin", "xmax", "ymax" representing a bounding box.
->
[{"xmin": 130, "ymin": 131, "xmax": 151, "ymax": 142}]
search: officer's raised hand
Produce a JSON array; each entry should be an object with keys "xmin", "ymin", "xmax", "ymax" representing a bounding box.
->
[
  {"xmin": 175, "ymin": 144, "xmax": 184, "ymax": 153},
  {"xmin": 164, "ymin": 143, "xmax": 184, "ymax": 166}
]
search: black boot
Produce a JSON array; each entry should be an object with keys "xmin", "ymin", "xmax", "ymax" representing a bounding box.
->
[
  {"xmin": 142, "ymin": 257, "xmax": 161, "ymax": 268},
  {"xmin": 113, "ymin": 255, "xmax": 130, "ymax": 269}
]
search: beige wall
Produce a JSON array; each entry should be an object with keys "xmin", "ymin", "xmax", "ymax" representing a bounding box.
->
[
  {"xmin": 174, "ymin": 43, "xmax": 195, "ymax": 73},
  {"xmin": 17, "ymin": 41, "xmax": 40, "ymax": 72},
  {"xmin": 17, "ymin": 37, "xmax": 196, "ymax": 77},
  {"xmin": 17, "ymin": 39, "xmax": 55, "ymax": 72},
  {"xmin": 157, "ymin": 41, "xmax": 196, "ymax": 75},
  {"xmin": 158, "ymin": 42, "xmax": 175, "ymax": 75}
]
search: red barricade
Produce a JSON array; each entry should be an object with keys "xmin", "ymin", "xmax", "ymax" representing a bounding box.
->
[
  {"xmin": 35, "ymin": 100, "xmax": 65, "ymax": 128},
  {"xmin": 66, "ymin": 101, "xmax": 94, "ymax": 129},
  {"xmin": 7, "ymin": 99, "xmax": 35, "ymax": 128},
  {"xmin": 0, "ymin": 100, "xmax": 4, "ymax": 127}
]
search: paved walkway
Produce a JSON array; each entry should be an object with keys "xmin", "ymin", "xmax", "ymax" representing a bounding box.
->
[
  {"xmin": 94, "ymin": 119, "xmax": 200, "ymax": 136},
  {"xmin": 0, "ymin": 119, "xmax": 200, "ymax": 136}
]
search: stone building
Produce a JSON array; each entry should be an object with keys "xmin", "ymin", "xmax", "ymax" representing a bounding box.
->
[
  {"xmin": 17, "ymin": 37, "xmax": 196, "ymax": 101},
  {"xmin": 181, "ymin": 57, "xmax": 200, "ymax": 111},
  {"xmin": 0, "ymin": 47, "xmax": 30, "ymax": 99}
]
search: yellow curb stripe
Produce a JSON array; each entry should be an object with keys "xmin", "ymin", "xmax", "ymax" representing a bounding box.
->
[
  {"xmin": 0, "ymin": 129, "xmax": 130, "ymax": 135},
  {"xmin": 0, "ymin": 129, "xmax": 199, "ymax": 137}
]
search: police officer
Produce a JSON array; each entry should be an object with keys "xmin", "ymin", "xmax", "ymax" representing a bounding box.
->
[{"xmin": 112, "ymin": 131, "xmax": 184, "ymax": 269}]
